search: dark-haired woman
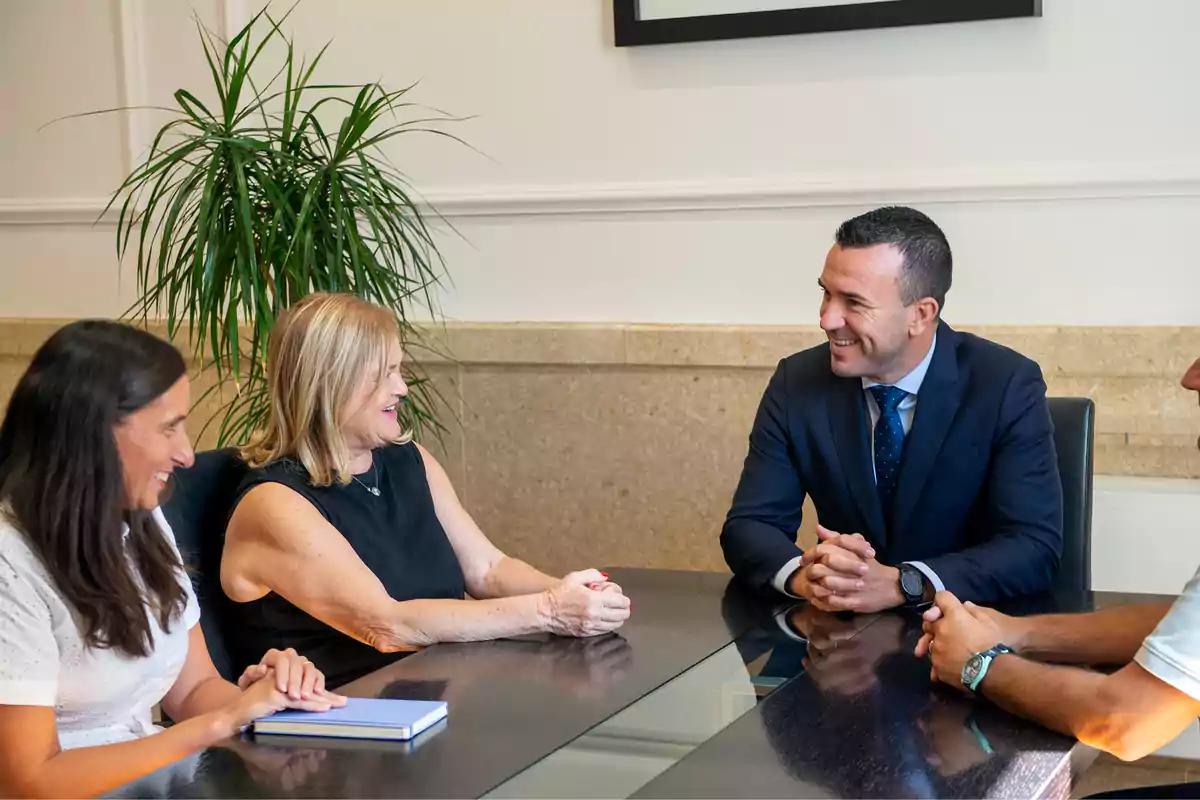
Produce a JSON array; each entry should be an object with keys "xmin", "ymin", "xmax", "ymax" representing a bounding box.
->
[{"xmin": 0, "ymin": 320, "xmax": 345, "ymax": 798}]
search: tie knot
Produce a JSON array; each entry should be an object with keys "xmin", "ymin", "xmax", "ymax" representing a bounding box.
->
[{"xmin": 869, "ymin": 385, "xmax": 909, "ymax": 414}]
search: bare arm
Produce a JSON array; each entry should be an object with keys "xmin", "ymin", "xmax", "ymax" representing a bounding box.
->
[
  {"xmin": 917, "ymin": 600, "xmax": 1172, "ymax": 667},
  {"xmin": 160, "ymin": 625, "xmax": 241, "ymax": 721},
  {"xmin": 416, "ymin": 444, "xmax": 559, "ymax": 598},
  {"xmin": 1012, "ymin": 602, "xmax": 1173, "ymax": 665},
  {"xmin": 0, "ymin": 704, "xmax": 236, "ymax": 799},
  {"xmin": 0, "ymin": 625, "xmax": 336, "ymax": 798},
  {"xmin": 222, "ymin": 484, "xmax": 629, "ymax": 651},
  {"xmin": 979, "ymin": 657, "xmax": 1200, "ymax": 762},
  {"xmin": 923, "ymin": 592, "xmax": 1195, "ymax": 762}
]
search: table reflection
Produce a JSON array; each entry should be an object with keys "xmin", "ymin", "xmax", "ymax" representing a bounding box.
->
[{"xmin": 639, "ymin": 585, "xmax": 1094, "ymax": 799}]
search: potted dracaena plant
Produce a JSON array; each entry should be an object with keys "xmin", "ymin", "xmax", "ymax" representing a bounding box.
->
[{"xmin": 80, "ymin": 5, "xmax": 465, "ymax": 445}]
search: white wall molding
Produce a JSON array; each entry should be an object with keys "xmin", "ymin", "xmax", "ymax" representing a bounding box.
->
[
  {"xmin": 5, "ymin": 167, "xmax": 1200, "ymax": 226},
  {"xmin": 0, "ymin": 199, "xmax": 120, "ymax": 226},
  {"xmin": 219, "ymin": 0, "xmax": 248, "ymax": 43},
  {"xmin": 422, "ymin": 169, "xmax": 1200, "ymax": 217},
  {"xmin": 113, "ymin": 0, "xmax": 149, "ymax": 178}
]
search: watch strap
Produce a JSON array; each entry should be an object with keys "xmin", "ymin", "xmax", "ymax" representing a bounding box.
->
[{"xmin": 965, "ymin": 644, "xmax": 1015, "ymax": 693}]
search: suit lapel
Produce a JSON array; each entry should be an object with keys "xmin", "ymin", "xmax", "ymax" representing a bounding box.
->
[
  {"xmin": 891, "ymin": 322, "xmax": 963, "ymax": 541},
  {"xmin": 826, "ymin": 374, "xmax": 887, "ymax": 546}
]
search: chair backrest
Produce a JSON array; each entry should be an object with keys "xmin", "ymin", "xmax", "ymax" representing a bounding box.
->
[
  {"xmin": 1047, "ymin": 397, "xmax": 1095, "ymax": 593},
  {"xmin": 162, "ymin": 448, "xmax": 249, "ymax": 681}
]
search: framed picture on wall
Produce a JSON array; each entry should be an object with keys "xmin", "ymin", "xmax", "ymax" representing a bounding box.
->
[{"xmin": 613, "ymin": 0, "xmax": 1042, "ymax": 47}]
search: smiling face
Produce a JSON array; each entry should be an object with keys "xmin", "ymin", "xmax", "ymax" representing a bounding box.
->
[
  {"xmin": 818, "ymin": 243, "xmax": 939, "ymax": 384},
  {"xmin": 341, "ymin": 338, "xmax": 409, "ymax": 454},
  {"xmin": 112, "ymin": 376, "xmax": 195, "ymax": 510}
]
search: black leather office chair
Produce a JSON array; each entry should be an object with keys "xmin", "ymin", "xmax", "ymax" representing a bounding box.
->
[
  {"xmin": 1047, "ymin": 397, "xmax": 1095, "ymax": 593},
  {"xmin": 162, "ymin": 448, "xmax": 249, "ymax": 681}
]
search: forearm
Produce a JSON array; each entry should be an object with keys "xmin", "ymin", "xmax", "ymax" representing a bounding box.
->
[
  {"xmin": 981, "ymin": 657, "xmax": 1196, "ymax": 761},
  {"xmin": 471, "ymin": 556, "xmax": 558, "ymax": 599},
  {"xmin": 1016, "ymin": 603, "xmax": 1172, "ymax": 665},
  {"xmin": 981, "ymin": 656, "xmax": 1109, "ymax": 741},
  {"xmin": 366, "ymin": 594, "xmax": 548, "ymax": 650},
  {"xmin": 164, "ymin": 676, "xmax": 242, "ymax": 722},
  {"xmin": 6, "ymin": 712, "xmax": 235, "ymax": 798}
]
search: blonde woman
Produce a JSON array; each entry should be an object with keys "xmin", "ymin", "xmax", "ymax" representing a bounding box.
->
[{"xmin": 221, "ymin": 294, "xmax": 630, "ymax": 688}]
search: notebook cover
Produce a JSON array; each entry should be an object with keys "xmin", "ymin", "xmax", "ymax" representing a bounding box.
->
[{"xmin": 255, "ymin": 697, "xmax": 447, "ymax": 730}]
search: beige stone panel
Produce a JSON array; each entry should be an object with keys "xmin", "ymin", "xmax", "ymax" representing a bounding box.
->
[
  {"xmin": 624, "ymin": 325, "xmax": 826, "ymax": 368},
  {"xmin": 1043, "ymin": 327, "xmax": 1200, "ymax": 379},
  {"xmin": 1095, "ymin": 433, "xmax": 1128, "ymax": 448},
  {"xmin": 1096, "ymin": 442, "xmax": 1200, "ymax": 479},
  {"xmin": 1045, "ymin": 376, "xmax": 1200, "ymax": 436},
  {"xmin": 185, "ymin": 368, "xmax": 241, "ymax": 452},
  {"xmin": 0, "ymin": 319, "xmax": 69, "ymax": 357},
  {"xmin": 967, "ymin": 327, "xmax": 1062, "ymax": 374},
  {"xmin": 405, "ymin": 324, "xmax": 455, "ymax": 365},
  {"xmin": 449, "ymin": 324, "xmax": 626, "ymax": 366},
  {"xmin": 971, "ymin": 326, "xmax": 1200, "ymax": 379},
  {"xmin": 412, "ymin": 363, "xmax": 466, "ymax": 496},
  {"xmin": 1128, "ymin": 433, "xmax": 1200, "ymax": 449},
  {"xmin": 460, "ymin": 364, "xmax": 776, "ymax": 575},
  {"xmin": 0, "ymin": 359, "xmax": 31, "ymax": 417}
]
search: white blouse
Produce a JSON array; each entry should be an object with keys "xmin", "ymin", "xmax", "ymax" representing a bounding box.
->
[{"xmin": 0, "ymin": 507, "xmax": 200, "ymax": 749}]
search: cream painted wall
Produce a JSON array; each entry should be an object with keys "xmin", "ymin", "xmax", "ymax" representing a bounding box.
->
[
  {"xmin": 0, "ymin": 1, "xmax": 1198, "ymax": 593},
  {"xmin": 1, "ymin": 0, "xmax": 1198, "ymax": 324}
]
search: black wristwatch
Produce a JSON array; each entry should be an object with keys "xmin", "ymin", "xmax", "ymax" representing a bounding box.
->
[{"xmin": 898, "ymin": 563, "xmax": 927, "ymax": 605}]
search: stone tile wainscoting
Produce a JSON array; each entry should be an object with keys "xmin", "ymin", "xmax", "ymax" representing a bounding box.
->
[{"xmin": 1, "ymin": 319, "xmax": 1197, "ymax": 578}]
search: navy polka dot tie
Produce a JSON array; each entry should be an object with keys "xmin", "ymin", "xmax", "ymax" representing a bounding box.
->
[{"xmin": 869, "ymin": 385, "xmax": 909, "ymax": 520}]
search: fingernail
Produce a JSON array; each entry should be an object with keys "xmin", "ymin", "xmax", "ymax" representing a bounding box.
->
[{"xmin": 601, "ymin": 572, "xmax": 610, "ymax": 579}]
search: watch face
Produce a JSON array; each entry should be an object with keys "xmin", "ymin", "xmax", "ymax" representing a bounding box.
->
[
  {"xmin": 900, "ymin": 567, "xmax": 924, "ymax": 597},
  {"xmin": 962, "ymin": 654, "xmax": 984, "ymax": 686}
]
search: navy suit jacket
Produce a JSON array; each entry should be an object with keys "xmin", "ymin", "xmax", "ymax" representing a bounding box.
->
[{"xmin": 721, "ymin": 321, "xmax": 1063, "ymax": 603}]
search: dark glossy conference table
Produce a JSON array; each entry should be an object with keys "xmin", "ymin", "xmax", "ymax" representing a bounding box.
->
[{"xmin": 112, "ymin": 568, "xmax": 1163, "ymax": 799}]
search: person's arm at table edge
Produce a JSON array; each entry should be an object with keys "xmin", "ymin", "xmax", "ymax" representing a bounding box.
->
[
  {"xmin": 0, "ymin": 624, "xmax": 335, "ymax": 798},
  {"xmin": 222, "ymin": 484, "xmax": 578, "ymax": 651},
  {"xmin": 1007, "ymin": 602, "xmax": 1174, "ymax": 665},
  {"xmin": 978, "ymin": 655, "xmax": 1200, "ymax": 762}
]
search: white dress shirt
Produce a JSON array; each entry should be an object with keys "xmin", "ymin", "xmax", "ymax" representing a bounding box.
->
[{"xmin": 773, "ymin": 336, "xmax": 945, "ymax": 598}]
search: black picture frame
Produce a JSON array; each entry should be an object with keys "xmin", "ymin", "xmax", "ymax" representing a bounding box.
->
[{"xmin": 613, "ymin": 0, "xmax": 1042, "ymax": 47}]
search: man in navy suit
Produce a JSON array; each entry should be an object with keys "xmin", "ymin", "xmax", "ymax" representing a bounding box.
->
[{"xmin": 722, "ymin": 206, "xmax": 1063, "ymax": 611}]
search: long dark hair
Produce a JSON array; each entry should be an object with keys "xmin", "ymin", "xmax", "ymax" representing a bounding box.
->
[{"xmin": 0, "ymin": 320, "xmax": 189, "ymax": 657}]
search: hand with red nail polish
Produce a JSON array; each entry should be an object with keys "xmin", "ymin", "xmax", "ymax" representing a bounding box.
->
[{"xmin": 538, "ymin": 569, "xmax": 631, "ymax": 637}]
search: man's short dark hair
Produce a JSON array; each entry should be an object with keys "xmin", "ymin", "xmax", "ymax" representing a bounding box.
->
[{"xmin": 835, "ymin": 206, "xmax": 953, "ymax": 311}]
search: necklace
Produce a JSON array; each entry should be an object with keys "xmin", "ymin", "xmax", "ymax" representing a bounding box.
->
[{"xmin": 351, "ymin": 458, "xmax": 381, "ymax": 496}]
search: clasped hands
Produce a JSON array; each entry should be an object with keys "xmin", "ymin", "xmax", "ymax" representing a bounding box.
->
[
  {"xmin": 914, "ymin": 592, "xmax": 1023, "ymax": 691},
  {"xmin": 789, "ymin": 525, "xmax": 903, "ymax": 613}
]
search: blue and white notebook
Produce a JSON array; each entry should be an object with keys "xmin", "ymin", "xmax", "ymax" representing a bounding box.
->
[{"xmin": 253, "ymin": 697, "xmax": 448, "ymax": 741}]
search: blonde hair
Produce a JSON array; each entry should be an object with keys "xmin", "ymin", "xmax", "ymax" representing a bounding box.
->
[{"xmin": 241, "ymin": 293, "xmax": 411, "ymax": 486}]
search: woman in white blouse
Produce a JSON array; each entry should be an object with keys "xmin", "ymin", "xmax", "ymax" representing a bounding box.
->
[{"xmin": 0, "ymin": 320, "xmax": 346, "ymax": 798}]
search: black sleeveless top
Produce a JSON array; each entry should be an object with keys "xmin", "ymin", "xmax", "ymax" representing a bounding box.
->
[{"xmin": 225, "ymin": 443, "xmax": 465, "ymax": 688}]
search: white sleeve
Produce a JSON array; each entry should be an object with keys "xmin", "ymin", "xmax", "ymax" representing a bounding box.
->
[
  {"xmin": 1135, "ymin": 565, "xmax": 1200, "ymax": 702},
  {"xmin": 152, "ymin": 508, "xmax": 201, "ymax": 630},
  {"xmin": 772, "ymin": 556, "xmax": 805, "ymax": 598},
  {"xmin": 0, "ymin": 552, "xmax": 59, "ymax": 706}
]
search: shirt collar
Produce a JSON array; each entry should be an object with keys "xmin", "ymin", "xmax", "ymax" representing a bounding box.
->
[{"xmin": 862, "ymin": 333, "xmax": 937, "ymax": 396}]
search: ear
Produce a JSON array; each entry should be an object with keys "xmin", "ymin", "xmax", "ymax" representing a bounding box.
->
[{"xmin": 908, "ymin": 297, "xmax": 940, "ymax": 336}]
